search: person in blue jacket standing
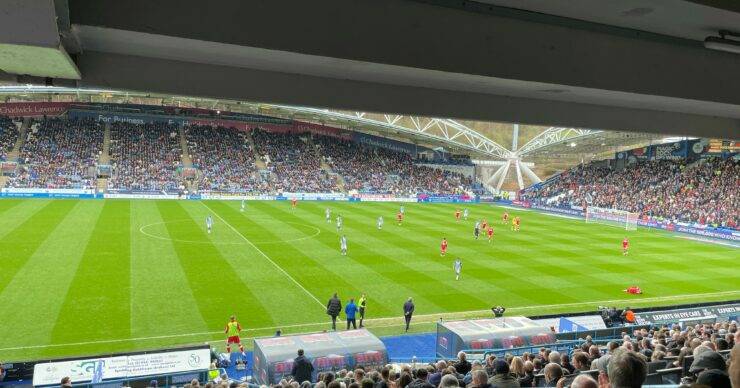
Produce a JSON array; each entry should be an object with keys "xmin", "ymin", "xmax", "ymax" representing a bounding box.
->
[{"xmin": 345, "ymin": 298, "xmax": 358, "ymax": 330}]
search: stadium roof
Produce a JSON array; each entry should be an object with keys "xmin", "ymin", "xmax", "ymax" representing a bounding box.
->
[
  {"xmin": 1, "ymin": 1, "xmax": 739, "ymax": 139},
  {"xmin": 0, "ymin": 85, "xmax": 667, "ymax": 162}
]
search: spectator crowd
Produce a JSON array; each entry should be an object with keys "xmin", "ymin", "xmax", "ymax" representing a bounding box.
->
[
  {"xmin": 186, "ymin": 125, "xmax": 262, "ymax": 193},
  {"xmin": 522, "ymin": 158, "xmax": 739, "ymax": 229},
  {"xmin": 249, "ymin": 321, "xmax": 739, "ymax": 388},
  {"xmin": 108, "ymin": 121, "xmax": 183, "ymax": 193},
  {"xmin": 5, "ymin": 117, "xmax": 102, "ymax": 189}
]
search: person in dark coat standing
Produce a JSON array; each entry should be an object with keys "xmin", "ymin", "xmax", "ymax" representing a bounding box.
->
[
  {"xmin": 326, "ymin": 293, "xmax": 342, "ymax": 330},
  {"xmin": 291, "ymin": 349, "xmax": 314, "ymax": 383},
  {"xmin": 403, "ymin": 297, "xmax": 415, "ymax": 332}
]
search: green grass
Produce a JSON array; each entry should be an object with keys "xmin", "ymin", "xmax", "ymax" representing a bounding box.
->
[{"xmin": 0, "ymin": 199, "xmax": 737, "ymax": 361}]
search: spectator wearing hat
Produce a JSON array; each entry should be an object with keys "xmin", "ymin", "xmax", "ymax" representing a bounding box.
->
[
  {"xmin": 690, "ymin": 351, "xmax": 727, "ymax": 374},
  {"xmin": 487, "ymin": 359, "xmax": 519, "ymax": 388}
]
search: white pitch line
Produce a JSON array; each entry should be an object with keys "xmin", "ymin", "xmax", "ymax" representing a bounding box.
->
[
  {"xmin": 200, "ymin": 201, "xmax": 325, "ymax": 309},
  {"xmin": 2, "ymin": 290, "xmax": 738, "ymax": 352}
]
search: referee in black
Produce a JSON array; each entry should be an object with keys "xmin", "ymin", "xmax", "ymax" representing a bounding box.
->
[{"xmin": 358, "ymin": 293, "xmax": 367, "ymax": 327}]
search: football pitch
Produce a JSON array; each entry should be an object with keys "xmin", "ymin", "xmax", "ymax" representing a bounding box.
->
[{"xmin": 0, "ymin": 198, "xmax": 738, "ymax": 361}]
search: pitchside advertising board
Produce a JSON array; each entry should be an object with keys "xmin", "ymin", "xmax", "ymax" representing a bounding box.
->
[
  {"xmin": 505, "ymin": 201, "xmax": 739, "ymax": 242},
  {"xmin": 253, "ymin": 329, "xmax": 387, "ymax": 385},
  {"xmin": 0, "ymin": 188, "xmax": 97, "ymax": 199},
  {"xmin": 634, "ymin": 303, "xmax": 740, "ymax": 325},
  {"xmin": 32, "ymin": 348, "xmax": 210, "ymax": 387},
  {"xmin": 417, "ymin": 194, "xmax": 478, "ymax": 203}
]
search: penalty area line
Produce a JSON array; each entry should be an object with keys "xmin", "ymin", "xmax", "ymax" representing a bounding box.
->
[
  {"xmin": 2, "ymin": 290, "xmax": 738, "ymax": 352},
  {"xmin": 200, "ymin": 201, "xmax": 326, "ymax": 309}
]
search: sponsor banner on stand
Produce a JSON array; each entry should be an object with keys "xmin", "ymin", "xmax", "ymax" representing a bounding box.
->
[
  {"xmin": 32, "ymin": 348, "xmax": 211, "ymax": 386},
  {"xmin": 512, "ymin": 200, "xmax": 531, "ymax": 208},
  {"xmin": 634, "ymin": 304, "xmax": 740, "ymax": 325},
  {"xmin": 0, "ymin": 102, "xmax": 72, "ymax": 117}
]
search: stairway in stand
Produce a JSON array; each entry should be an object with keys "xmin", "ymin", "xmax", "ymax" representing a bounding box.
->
[
  {"xmin": 6, "ymin": 117, "xmax": 30, "ymax": 162},
  {"xmin": 179, "ymin": 125, "xmax": 193, "ymax": 168}
]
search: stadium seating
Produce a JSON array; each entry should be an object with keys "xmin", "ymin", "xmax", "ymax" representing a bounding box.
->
[
  {"xmin": 107, "ymin": 121, "xmax": 183, "ymax": 193},
  {"xmin": 5, "ymin": 117, "xmax": 102, "ymax": 189},
  {"xmin": 185, "ymin": 124, "xmax": 262, "ymax": 193},
  {"xmin": 521, "ymin": 158, "xmax": 739, "ymax": 229},
  {"xmin": 229, "ymin": 320, "xmax": 736, "ymax": 388}
]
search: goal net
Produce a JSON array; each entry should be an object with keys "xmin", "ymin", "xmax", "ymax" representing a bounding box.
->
[{"xmin": 585, "ymin": 206, "xmax": 638, "ymax": 231}]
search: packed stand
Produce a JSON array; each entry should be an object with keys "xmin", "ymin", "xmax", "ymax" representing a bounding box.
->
[
  {"xmin": 315, "ymin": 136, "xmax": 472, "ymax": 196},
  {"xmin": 5, "ymin": 117, "xmax": 102, "ymax": 189},
  {"xmin": 108, "ymin": 122, "xmax": 183, "ymax": 193},
  {"xmin": 252, "ymin": 129, "xmax": 339, "ymax": 193},
  {"xmin": 522, "ymin": 158, "xmax": 740, "ymax": 229},
  {"xmin": 0, "ymin": 115, "xmax": 19, "ymax": 162},
  {"xmin": 185, "ymin": 125, "xmax": 262, "ymax": 193},
  {"xmin": 251, "ymin": 321, "xmax": 738, "ymax": 388}
]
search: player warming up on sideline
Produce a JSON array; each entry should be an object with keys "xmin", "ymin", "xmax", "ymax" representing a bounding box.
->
[
  {"xmin": 340, "ymin": 235, "xmax": 348, "ymax": 255},
  {"xmin": 397, "ymin": 210, "xmax": 403, "ymax": 226},
  {"xmin": 622, "ymin": 237, "xmax": 630, "ymax": 255},
  {"xmin": 206, "ymin": 215, "xmax": 213, "ymax": 234},
  {"xmin": 377, "ymin": 216, "xmax": 384, "ymax": 230},
  {"xmin": 455, "ymin": 209, "xmax": 461, "ymax": 222},
  {"xmin": 502, "ymin": 211, "xmax": 509, "ymax": 225},
  {"xmin": 225, "ymin": 315, "xmax": 245, "ymax": 355},
  {"xmin": 487, "ymin": 226, "xmax": 494, "ymax": 243},
  {"xmin": 463, "ymin": 208, "xmax": 469, "ymax": 220},
  {"xmin": 453, "ymin": 257, "xmax": 462, "ymax": 280},
  {"xmin": 440, "ymin": 237, "xmax": 448, "ymax": 256},
  {"xmin": 512, "ymin": 216, "xmax": 521, "ymax": 231},
  {"xmin": 474, "ymin": 221, "xmax": 480, "ymax": 240},
  {"xmin": 291, "ymin": 197, "xmax": 298, "ymax": 209},
  {"xmin": 325, "ymin": 207, "xmax": 331, "ymax": 223}
]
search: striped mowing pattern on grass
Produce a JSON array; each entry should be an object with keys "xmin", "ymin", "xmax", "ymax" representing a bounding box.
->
[{"xmin": 0, "ymin": 199, "xmax": 737, "ymax": 360}]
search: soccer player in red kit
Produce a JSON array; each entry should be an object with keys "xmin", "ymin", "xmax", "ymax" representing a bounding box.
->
[
  {"xmin": 622, "ymin": 237, "xmax": 629, "ymax": 255},
  {"xmin": 225, "ymin": 315, "xmax": 245, "ymax": 354},
  {"xmin": 440, "ymin": 238, "xmax": 448, "ymax": 256},
  {"xmin": 487, "ymin": 226, "xmax": 494, "ymax": 243},
  {"xmin": 512, "ymin": 216, "xmax": 521, "ymax": 231},
  {"xmin": 291, "ymin": 198, "xmax": 297, "ymax": 209},
  {"xmin": 481, "ymin": 219, "xmax": 488, "ymax": 231},
  {"xmin": 502, "ymin": 212, "xmax": 509, "ymax": 224},
  {"xmin": 455, "ymin": 209, "xmax": 461, "ymax": 222},
  {"xmin": 397, "ymin": 211, "xmax": 403, "ymax": 225}
]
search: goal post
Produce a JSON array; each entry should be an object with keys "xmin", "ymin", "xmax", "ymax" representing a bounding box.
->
[{"xmin": 585, "ymin": 206, "xmax": 639, "ymax": 231}]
